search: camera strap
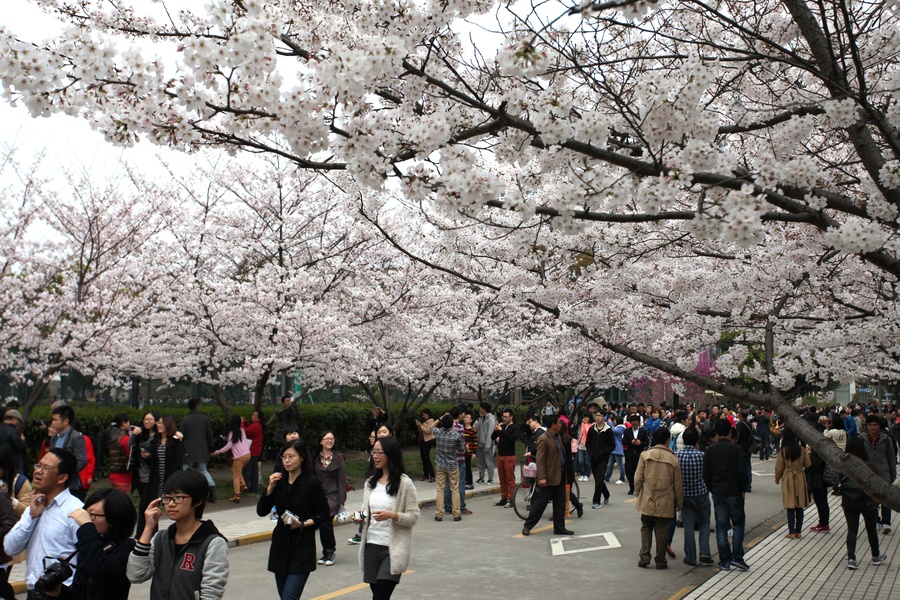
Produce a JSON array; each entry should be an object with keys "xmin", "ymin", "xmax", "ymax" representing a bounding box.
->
[{"xmin": 42, "ymin": 550, "xmax": 78, "ymax": 570}]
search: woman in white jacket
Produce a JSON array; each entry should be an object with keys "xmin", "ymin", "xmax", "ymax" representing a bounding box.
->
[
  {"xmin": 668, "ymin": 411, "xmax": 692, "ymax": 451},
  {"xmin": 355, "ymin": 435, "xmax": 419, "ymax": 600}
]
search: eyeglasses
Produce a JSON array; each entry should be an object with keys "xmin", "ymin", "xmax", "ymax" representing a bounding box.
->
[
  {"xmin": 159, "ymin": 495, "xmax": 191, "ymax": 505},
  {"xmin": 33, "ymin": 463, "xmax": 56, "ymax": 473},
  {"xmin": 371, "ymin": 450, "xmax": 385, "ymax": 456},
  {"xmin": 88, "ymin": 512, "xmax": 105, "ymax": 520}
]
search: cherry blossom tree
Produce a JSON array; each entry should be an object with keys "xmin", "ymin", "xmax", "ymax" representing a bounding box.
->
[
  {"xmin": 110, "ymin": 156, "xmax": 379, "ymax": 419},
  {"xmin": 4, "ymin": 0, "xmax": 900, "ymax": 505},
  {"xmin": 0, "ymin": 158, "xmax": 167, "ymax": 419}
]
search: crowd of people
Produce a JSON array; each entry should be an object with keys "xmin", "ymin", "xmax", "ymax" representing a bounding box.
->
[
  {"xmin": 0, "ymin": 394, "xmax": 897, "ymax": 598},
  {"xmin": 513, "ymin": 398, "xmax": 899, "ymax": 571},
  {"xmin": 413, "ymin": 397, "xmax": 899, "ymax": 573},
  {"xmin": 0, "ymin": 396, "xmax": 419, "ymax": 600}
]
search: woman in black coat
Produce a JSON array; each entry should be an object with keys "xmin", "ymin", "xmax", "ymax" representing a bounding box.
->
[
  {"xmin": 257, "ymin": 438, "xmax": 330, "ymax": 600},
  {"xmin": 137, "ymin": 414, "xmax": 184, "ymax": 536},
  {"xmin": 586, "ymin": 412, "xmax": 615, "ymax": 508},
  {"xmin": 62, "ymin": 489, "xmax": 137, "ymax": 600}
]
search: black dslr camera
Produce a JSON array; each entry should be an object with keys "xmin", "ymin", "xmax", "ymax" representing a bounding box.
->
[{"xmin": 34, "ymin": 553, "xmax": 76, "ymax": 594}]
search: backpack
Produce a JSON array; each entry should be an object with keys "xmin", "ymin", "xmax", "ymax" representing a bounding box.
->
[
  {"xmin": 669, "ymin": 431, "xmax": 681, "ymax": 451},
  {"xmin": 13, "ymin": 473, "xmax": 26, "ymax": 496}
]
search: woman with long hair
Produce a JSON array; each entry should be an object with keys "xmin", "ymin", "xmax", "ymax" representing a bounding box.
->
[
  {"xmin": 137, "ymin": 414, "xmax": 183, "ymax": 536},
  {"xmin": 313, "ymin": 431, "xmax": 346, "ymax": 566},
  {"xmin": 841, "ymin": 437, "xmax": 887, "ymax": 569},
  {"xmin": 212, "ymin": 415, "xmax": 251, "ymax": 503},
  {"xmin": 65, "ymin": 488, "xmax": 137, "ymax": 600},
  {"xmin": 355, "ymin": 436, "xmax": 419, "ymax": 600},
  {"xmin": 131, "ymin": 410, "xmax": 160, "ymax": 500},
  {"xmin": 257, "ymin": 438, "xmax": 330, "ymax": 600},
  {"xmin": 774, "ymin": 428, "xmax": 810, "ymax": 539},
  {"xmin": 415, "ymin": 409, "xmax": 436, "ymax": 483}
]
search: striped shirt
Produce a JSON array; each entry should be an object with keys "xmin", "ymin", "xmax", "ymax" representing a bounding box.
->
[
  {"xmin": 156, "ymin": 444, "xmax": 168, "ymax": 496},
  {"xmin": 675, "ymin": 446, "xmax": 708, "ymax": 497}
]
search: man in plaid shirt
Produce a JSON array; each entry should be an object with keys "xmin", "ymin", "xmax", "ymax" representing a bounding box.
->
[
  {"xmin": 675, "ymin": 427, "xmax": 713, "ymax": 566},
  {"xmin": 432, "ymin": 414, "xmax": 466, "ymax": 522}
]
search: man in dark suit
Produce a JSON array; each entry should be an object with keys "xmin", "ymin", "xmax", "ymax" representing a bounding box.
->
[
  {"xmin": 623, "ymin": 414, "xmax": 650, "ymax": 495},
  {"xmin": 522, "ymin": 415, "xmax": 574, "ymax": 537},
  {"xmin": 180, "ymin": 398, "xmax": 217, "ymax": 502}
]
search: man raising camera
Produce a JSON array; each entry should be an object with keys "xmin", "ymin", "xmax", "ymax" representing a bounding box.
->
[{"xmin": 3, "ymin": 448, "xmax": 82, "ymax": 599}]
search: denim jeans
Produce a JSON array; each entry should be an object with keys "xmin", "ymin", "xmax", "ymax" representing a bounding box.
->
[
  {"xmin": 605, "ymin": 454, "xmax": 625, "ymax": 482},
  {"xmin": 275, "ymin": 572, "xmax": 310, "ymax": 600},
  {"xmin": 787, "ymin": 507, "xmax": 804, "ymax": 534},
  {"xmin": 183, "ymin": 461, "xmax": 216, "ymax": 488},
  {"xmin": 576, "ymin": 449, "xmax": 591, "ymax": 478},
  {"xmin": 712, "ymin": 495, "xmax": 745, "ymax": 564},
  {"xmin": 682, "ymin": 494, "xmax": 712, "ymax": 562}
]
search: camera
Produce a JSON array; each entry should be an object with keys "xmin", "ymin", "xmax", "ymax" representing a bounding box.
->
[
  {"xmin": 35, "ymin": 555, "xmax": 75, "ymax": 594},
  {"xmin": 282, "ymin": 510, "xmax": 299, "ymax": 526}
]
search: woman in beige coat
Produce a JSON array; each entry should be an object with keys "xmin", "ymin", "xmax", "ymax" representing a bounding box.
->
[{"xmin": 775, "ymin": 429, "xmax": 811, "ymax": 539}]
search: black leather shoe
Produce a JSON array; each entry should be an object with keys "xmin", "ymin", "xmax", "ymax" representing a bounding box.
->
[
  {"xmin": 638, "ymin": 561, "xmax": 650, "ymax": 568},
  {"xmin": 656, "ymin": 563, "xmax": 668, "ymax": 570},
  {"xmin": 521, "ymin": 527, "xmax": 531, "ymax": 536},
  {"xmin": 554, "ymin": 528, "xmax": 575, "ymax": 535},
  {"xmin": 576, "ymin": 503, "xmax": 584, "ymax": 518}
]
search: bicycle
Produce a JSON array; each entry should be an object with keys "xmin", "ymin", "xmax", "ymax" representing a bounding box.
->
[{"xmin": 512, "ymin": 462, "xmax": 580, "ymax": 520}]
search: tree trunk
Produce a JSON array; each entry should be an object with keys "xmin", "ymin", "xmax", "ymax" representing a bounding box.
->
[
  {"xmin": 211, "ymin": 382, "xmax": 233, "ymax": 422},
  {"xmin": 253, "ymin": 369, "xmax": 272, "ymax": 413},
  {"xmin": 21, "ymin": 370, "xmax": 58, "ymax": 421}
]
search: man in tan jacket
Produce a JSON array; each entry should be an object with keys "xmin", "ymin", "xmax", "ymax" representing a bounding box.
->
[
  {"xmin": 522, "ymin": 415, "xmax": 574, "ymax": 537},
  {"xmin": 635, "ymin": 427, "xmax": 683, "ymax": 569}
]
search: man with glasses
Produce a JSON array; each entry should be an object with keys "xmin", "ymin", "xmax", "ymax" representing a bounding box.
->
[{"xmin": 4, "ymin": 449, "xmax": 83, "ymax": 599}]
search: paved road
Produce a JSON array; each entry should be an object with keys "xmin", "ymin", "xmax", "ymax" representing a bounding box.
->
[{"xmin": 89, "ymin": 459, "xmax": 787, "ymax": 600}]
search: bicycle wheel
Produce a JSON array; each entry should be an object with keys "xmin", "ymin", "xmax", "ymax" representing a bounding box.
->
[{"xmin": 512, "ymin": 481, "xmax": 533, "ymax": 520}]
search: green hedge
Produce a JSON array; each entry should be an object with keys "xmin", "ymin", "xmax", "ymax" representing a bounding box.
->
[{"xmin": 24, "ymin": 402, "xmax": 475, "ymax": 475}]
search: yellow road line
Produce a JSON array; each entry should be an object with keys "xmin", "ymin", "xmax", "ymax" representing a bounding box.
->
[
  {"xmin": 746, "ymin": 535, "xmax": 764, "ymax": 549},
  {"xmin": 668, "ymin": 586, "xmax": 696, "ymax": 600},
  {"xmin": 309, "ymin": 571, "xmax": 414, "ymax": 599},
  {"xmin": 626, "ymin": 497, "xmax": 637, "ymax": 503},
  {"xmin": 514, "ymin": 520, "xmax": 572, "ymax": 538}
]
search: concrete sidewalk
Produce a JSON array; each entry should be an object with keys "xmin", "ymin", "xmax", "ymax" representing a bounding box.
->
[{"xmin": 680, "ymin": 487, "xmax": 899, "ymax": 600}]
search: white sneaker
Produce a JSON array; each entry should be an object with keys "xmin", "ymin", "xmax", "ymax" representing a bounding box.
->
[{"xmin": 615, "ymin": 480, "xmax": 625, "ymax": 485}]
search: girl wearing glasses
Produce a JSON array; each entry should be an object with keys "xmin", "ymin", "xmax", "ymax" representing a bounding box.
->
[
  {"xmin": 128, "ymin": 468, "xmax": 229, "ymax": 599},
  {"xmin": 65, "ymin": 488, "xmax": 137, "ymax": 600},
  {"xmin": 354, "ymin": 435, "xmax": 419, "ymax": 600},
  {"xmin": 257, "ymin": 438, "xmax": 330, "ymax": 600},
  {"xmin": 313, "ymin": 431, "xmax": 346, "ymax": 567}
]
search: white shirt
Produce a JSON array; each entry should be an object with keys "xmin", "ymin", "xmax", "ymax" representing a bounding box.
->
[
  {"xmin": 366, "ymin": 483, "xmax": 396, "ymax": 546},
  {"xmin": 3, "ymin": 488, "xmax": 82, "ymax": 589}
]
